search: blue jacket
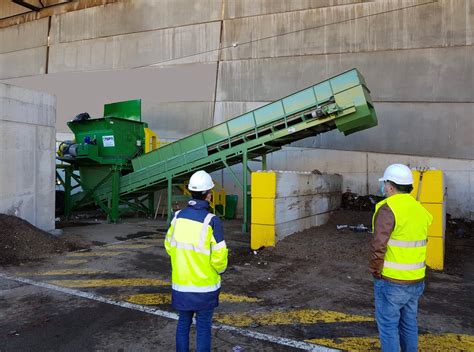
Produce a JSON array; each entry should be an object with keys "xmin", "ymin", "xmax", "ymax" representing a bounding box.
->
[{"xmin": 165, "ymin": 199, "xmax": 227, "ymax": 311}]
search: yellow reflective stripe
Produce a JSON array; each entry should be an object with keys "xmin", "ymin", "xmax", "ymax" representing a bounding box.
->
[
  {"xmin": 212, "ymin": 241, "xmax": 227, "ymax": 251},
  {"xmin": 169, "ymin": 240, "xmax": 210, "ymax": 255},
  {"xmin": 199, "ymin": 213, "xmax": 215, "ymax": 248},
  {"xmin": 388, "ymin": 239, "xmax": 427, "ymax": 248},
  {"xmin": 384, "ymin": 260, "xmax": 425, "ymax": 270},
  {"xmin": 172, "ymin": 282, "xmax": 221, "ymax": 293}
]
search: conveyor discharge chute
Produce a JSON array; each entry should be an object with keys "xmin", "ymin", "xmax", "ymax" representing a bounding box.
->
[{"xmin": 59, "ymin": 68, "xmax": 377, "ymax": 226}]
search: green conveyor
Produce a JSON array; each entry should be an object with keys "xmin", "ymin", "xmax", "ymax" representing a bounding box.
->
[{"xmin": 71, "ymin": 68, "xmax": 377, "ymax": 227}]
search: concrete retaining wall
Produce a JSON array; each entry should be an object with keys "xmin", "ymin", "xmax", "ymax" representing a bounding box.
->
[
  {"xmin": 265, "ymin": 147, "xmax": 474, "ymax": 220},
  {"xmin": 0, "ymin": 0, "xmax": 472, "ymax": 220},
  {"xmin": 251, "ymin": 171, "xmax": 342, "ymax": 249},
  {"xmin": 0, "ymin": 83, "xmax": 56, "ymax": 231}
]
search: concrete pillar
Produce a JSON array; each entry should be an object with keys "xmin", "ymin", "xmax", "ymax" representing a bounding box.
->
[{"xmin": 0, "ymin": 83, "xmax": 56, "ymax": 231}]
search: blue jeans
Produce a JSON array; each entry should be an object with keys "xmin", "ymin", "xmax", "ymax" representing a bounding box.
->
[
  {"xmin": 374, "ymin": 278, "xmax": 425, "ymax": 352},
  {"xmin": 176, "ymin": 309, "xmax": 214, "ymax": 352}
]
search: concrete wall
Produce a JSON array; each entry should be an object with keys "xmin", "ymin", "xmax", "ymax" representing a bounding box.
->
[
  {"xmin": 0, "ymin": 83, "xmax": 56, "ymax": 231},
  {"xmin": 265, "ymin": 147, "xmax": 474, "ymax": 220},
  {"xmin": 0, "ymin": 0, "xmax": 472, "ymax": 218},
  {"xmin": 251, "ymin": 171, "xmax": 342, "ymax": 248}
]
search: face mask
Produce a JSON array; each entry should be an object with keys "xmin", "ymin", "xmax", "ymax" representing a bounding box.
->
[{"xmin": 380, "ymin": 182, "xmax": 386, "ymax": 197}]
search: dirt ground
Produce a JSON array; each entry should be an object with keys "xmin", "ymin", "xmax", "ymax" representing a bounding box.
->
[
  {"xmin": 226, "ymin": 210, "xmax": 473, "ymax": 335},
  {"xmin": 0, "ymin": 209, "xmax": 472, "ymax": 351},
  {"xmin": 0, "ymin": 214, "xmax": 89, "ymax": 265}
]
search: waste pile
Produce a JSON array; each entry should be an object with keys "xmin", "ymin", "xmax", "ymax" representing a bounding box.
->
[
  {"xmin": 0, "ymin": 214, "xmax": 86, "ymax": 265},
  {"xmin": 341, "ymin": 192, "xmax": 384, "ymax": 211}
]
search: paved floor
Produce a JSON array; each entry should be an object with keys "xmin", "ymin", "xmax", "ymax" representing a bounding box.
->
[{"xmin": 0, "ymin": 217, "xmax": 473, "ymax": 351}]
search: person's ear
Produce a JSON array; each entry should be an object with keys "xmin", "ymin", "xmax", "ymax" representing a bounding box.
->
[{"xmin": 387, "ymin": 183, "xmax": 395, "ymax": 194}]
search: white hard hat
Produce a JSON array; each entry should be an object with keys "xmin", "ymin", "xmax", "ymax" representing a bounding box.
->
[
  {"xmin": 188, "ymin": 170, "xmax": 215, "ymax": 192},
  {"xmin": 379, "ymin": 164, "xmax": 413, "ymax": 185}
]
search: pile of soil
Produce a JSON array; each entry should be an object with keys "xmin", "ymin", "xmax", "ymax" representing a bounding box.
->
[{"xmin": 0, "ymin": 214, "xmax": 88, "ymax": 266}]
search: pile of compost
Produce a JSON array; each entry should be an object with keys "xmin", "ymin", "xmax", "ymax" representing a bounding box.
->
[{"xmin": 0, "ymin": 214, "xmax": 87, "ymax": 265}]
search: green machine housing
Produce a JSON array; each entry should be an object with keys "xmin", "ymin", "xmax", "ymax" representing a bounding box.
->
[
  {"xmin": 57, "ymin": 100, "xmax": 155, "ymax": 220},
  {"xmin": 58, "ymin": 68, "xmax": 378, "ymax": 226}
]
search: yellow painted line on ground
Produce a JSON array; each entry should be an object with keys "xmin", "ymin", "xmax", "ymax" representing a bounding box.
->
[
  {"xmin": 220, "ymin": 293, "xmax": 262, "ymax": 303},
  {"xmin": 22, "ymin": 269, "xmax": 108, "ymax": 276},
  {"xmin": 106, "ymin": 244, "xmax": 152, "ymax": 249},
  {"xmin": 134, "ymin": 239, "xmax": 163, "ymax": 244},
  {"xmin": 63, "ymin": 259, "xmax": 89, "ymax": 265},
  {"xmin": 121, "ymin": 292, "xmax": 262, "ymax": 306},
  {"xmin": 214, "ymin": 309, "xmax": 373, "ymax": 327},
  {"xmin": 67, "ymin": 251, "xmax": 124, "ymax": 257},
  {"xmin": 47, "ymin": 278, "xmax": 169, "ymax": 288},
  {"xmin": 123, "ymin": 293, "xmax": 171, "ymax": 305},
  {"xmin": 307, "ymin": 333, "xmax": 474, "ymax": 352}
]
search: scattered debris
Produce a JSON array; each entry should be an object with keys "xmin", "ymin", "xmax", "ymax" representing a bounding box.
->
[
  {"xmin": 337, "ymin": 224, "xmax": 370, "ymax": 233},
  {"xmin": 341, "ymin": 192, "xmax": 384, "ymax": 211}
]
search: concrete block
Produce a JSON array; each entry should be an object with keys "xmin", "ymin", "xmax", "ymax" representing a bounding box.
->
[
  {"xmin": 0, "ymin": 18, "xmax": 49, "ymax": 54},
  {"xmin": 221, "ymin": 0, "xmax": 471, "ymax": 60},
  {"xmin": 0, "ymin": 83, "xmax": 56, "ymax": 231},
  {"xmin": 36, "ymin": 125, "xmax": 56, "ymax": 151},
  {"xmin": 0, "ymin": 149, "xmax": 36, "ymax": 198},
  {"xmin": 251, "ymin": 212, "xmax": 332, "ymax": 249},
  {"xmin": 252, "ymin": 171, "xmax": 342, "ymax": 198},
  {"xmin": 36, "ymin": 147, "xmax": 55, "ymax": 193},
  {"xmin": 0, "ymin": 47, "xmax": 47, "ymax": 80},
  {"xmin": 251, "ymin": 224, "xmax": 276, "ymax": 249},
  {"xmin": 426, "ymin": 236, "xmax": 444, "ymax": 270},
  {"xmin": 49, "ymin": 22, "xmax": 221, "ymax": 73},
  {"xmin": 250, "ymin": 213, "xmax": 330, "ymax": 249},
  {"xmin": 422, "ymin": 203, "xmax": 446, "ymax": 238},
  {"xmin": 35, "ymin": 190, "xmax": 55, "ymax": 232},
  {"xmin": 0, "ymin": 120, "xmax": 36, "ymax": 152},
  {"xmin": 50, "ymin": 0, "xmax": 221, "ymax": 44},
  {"xmin": 224, "ymin": 0, "xmax": 367, "ymax": 19},
  {"xmin": 0, "ymin": 194, "xmax": 36, "ymax": 226},
  {"xmin": 0, "ymin": 84, "xmax": 56, "ymax": 127},
  {"xmin": 217, "ymin": 46, "xmax": 474, "ymax": 103},
  {"xmin": 411, "ymin": 170, "xmax": 445, "ymax": 204},
  {"xmin": 251, "ymin": 169, "xmax": 341, "ymax": 248},
  {"xmin": 292, "ymin": 102, "xmax": 474, "ymax": 160},
  {"xmin": 276, "ymin": 172, "xmax": 342, "ymax": 198},
  {"xmin": 251, "ymin": 172, "xmax": 276, "ymax": 198},
  {"xmin": 272, "ymin": 193, "xmax": 341, "ymax": 224},
  {"xmin": 274, "ymin": 212, "xmax": 332, "ymax": 242}
]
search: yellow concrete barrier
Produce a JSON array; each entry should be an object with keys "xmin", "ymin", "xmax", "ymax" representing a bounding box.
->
[
  {"xmin": 411, "ymin": 169, "xmax": 446, "ymax": 270},
  {"xmin": 251, "ymin": 171, "xmax": 341, "ymax": 250}
]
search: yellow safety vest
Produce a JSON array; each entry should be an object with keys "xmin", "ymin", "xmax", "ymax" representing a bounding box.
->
[
  {"xmin": 373, "ymin": 193, "xmax": 433, "ymax": 281},
  {"xmin": 164, "ymin": 211, "xmax": 228, "ymax": 293}
]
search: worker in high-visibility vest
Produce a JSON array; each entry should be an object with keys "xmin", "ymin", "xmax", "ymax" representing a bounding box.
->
[
  {"xmin": 370, "ymin": 164, "xmax": 432, "ymax": 352},
  {"xmin": 164, "ymin": 170, "xmax": 228, "ymax": 352}
]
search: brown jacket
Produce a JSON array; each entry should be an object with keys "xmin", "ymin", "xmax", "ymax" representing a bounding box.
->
[{"xmin": 370, "ymin": 204, "xmax": 424, "ymax": 284}]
